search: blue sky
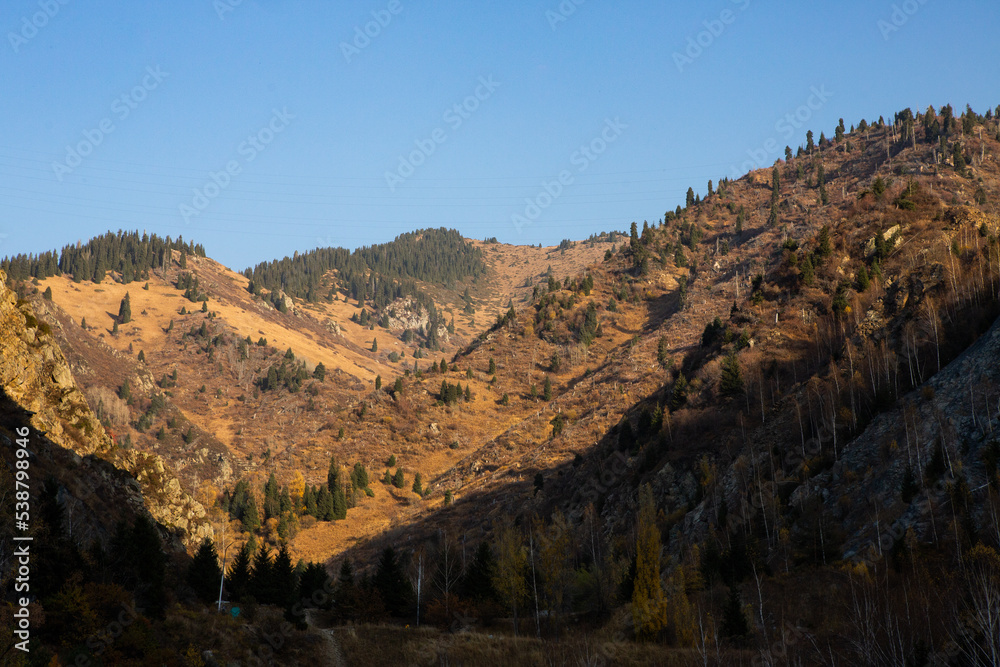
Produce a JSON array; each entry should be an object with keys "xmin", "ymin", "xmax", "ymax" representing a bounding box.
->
[{"xmin": 1, "ymin": 0, "xmax": 997, "ymax": 271}]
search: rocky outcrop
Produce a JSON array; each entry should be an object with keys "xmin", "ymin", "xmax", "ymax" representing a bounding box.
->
[
  {"xmin": 0, "ymin": 269, "xmax": 111, "ymax": 456},
  {"xmin": 0, "ymin": 271, "xmax": 211, "ymax": 545}
]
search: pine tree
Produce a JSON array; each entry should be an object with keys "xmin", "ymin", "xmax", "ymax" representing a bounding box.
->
[
  {"xmin": 632, "ymin": 484, "xmax": 667, "ymax": 639},
  {"xmin": 242, "ymin": 495, "xmax": 261, "ymax": 533},
  {"xmin": 463, "ymin": 542, "xmax": 497, "ymax": 601},
  {"xmin": 188, "ymin": 538, "xmax": 222, "ymax": 605},
  {"xmin": 374, "ymin": 546, "xmax": 414, "ymax": 616},
  {"xmin": 303, "ymin": 485, "xmax": 317, "ymax": 517},
  {"xmin": 332, "ymin": 483, "xmax": 347, "ymax": 520},
  {"xmin": 720, "ymin": 353, "xmax": 744, "ymax": 396},
  {"xmin": 816, "ymin": 225, "xmax": 832, "ymax": 258},
  {"xmin": 393, "ymin": 468, "xmax": 405, "ymax": 489},
  {"xmin": 298, "ymin": 562, "xmax": 330, "ymax": 608},
  {"xmin": 250, "ymin": 542, "xmax": 274, "ymax": 604},
  {"xmin": 226, "ymin": 542, "xmax": 253, "ymax": 602},
  {"xmin": 316, "ymin": 485, "xmax": 334, "ymax": 520},
  {"xmin": 375, "ymin": 374, "xmax": 382, "ymax": 391},
  {"xmin": 801, "ymin": 255, "xmax": 815, "ymax": 286},
  {"xmin": 543, "ymin": 376, "xmax": 553, "ymax": 401},
  {"xmin": 412, "ymin": 473, "xmax": 423, "ymax": 496},
  {"xmin": 313, "ymin": 362, "xmax": 326, "ymax": 381},
  {"xmin": 272, "ymin": 542, "xmax": 297, "ymax": 608},
  {"xmin": 371, "ymin": 338, "xmax": 378, "ymax": 353},
  {"xmin": 488, "ymin": 357, "xmax": 497, "ymax": 374},
  {"xmin": 657, "ymin": 336, "xmax": 669, "ymax": 367},
  {"xmin": 263, "ymin": 472, "xmax": 280, "ymax": 521}
]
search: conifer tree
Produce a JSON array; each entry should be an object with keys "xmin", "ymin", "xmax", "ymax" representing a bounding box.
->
[
  {"xmin": 316, "ymin": 485, "xmax": 334, "ymax": 520},
  {"xmin": 543, "ymin": 376, "xmax": 553, "ymax": 401},
  {"xmin": 242, "ymin": 494, "xmax": 261, "ymax": 533},
  {"xmin": 374, "ymin": 546, "xmax": 413, "ymax": 616},
  {"xmin": 393, "ymin": 468, "xmax": 405, "ymax": 489},
  {"xmin": 188, "ymin": 538, "xmax": 222, "ymax": 605},
  {"xmin": 250, "ymin": 542, "xmax": 274, "ymax": 604},
  {"xmin": 272, "ymin": 542, "xmax": 296, "ymax": 608},
  {"xmin": 303, "ymin": 485, "xmax": 317, "ymax": 517},
  {"xmin": 226, "ymin": 542, "xmax": 253, "ymax": 602},
  {"xmin": 332, "ymin": 483, "xmax": 347, "ymax": 520},
  {"xmin": 720, "ymin": 353, "xmax": 744, "ymax": 396},
  {"xmin": 463, "ymin": 542, "xmax": 497, "ymax": 601},
  {"xmin": 412, "ymin": 473, "xmax": 423, "ymax": 496}
]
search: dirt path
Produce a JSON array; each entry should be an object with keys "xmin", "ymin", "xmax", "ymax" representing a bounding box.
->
[{"xmin": 304, "ymin": 609, "xmax": 347, "ymax": 667}]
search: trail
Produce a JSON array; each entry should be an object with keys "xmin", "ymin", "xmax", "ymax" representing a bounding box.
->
[{"xmin": 304, "ymin": 609, "xmax": 347, "ymax": 667}]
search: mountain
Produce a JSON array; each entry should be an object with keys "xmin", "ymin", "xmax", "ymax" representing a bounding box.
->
[{"xmin": 4, "ymin": 104, "xmax": 1000, "ymax": 664}]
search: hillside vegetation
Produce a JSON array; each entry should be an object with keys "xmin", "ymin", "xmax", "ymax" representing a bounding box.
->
[{"xmin": 4, "ymin": 103, "xmax": 1000, "ymax": 664}]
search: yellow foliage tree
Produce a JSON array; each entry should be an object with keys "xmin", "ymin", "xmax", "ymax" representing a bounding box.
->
[
  {"xmin": 632, "ymin": 483, "xmax": 667, "ymax": 639},
  {"xmin": 492, "ymin": 521, "xmax": 528, "ymax": 636},
  {"xmin": 288, "ymin": 470, "xmax": 306, "ymax": 511}
]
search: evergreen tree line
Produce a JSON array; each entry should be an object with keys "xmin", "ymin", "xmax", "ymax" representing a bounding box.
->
[
  {"xmin": 1, "ymin": 229, "xmax": 204, "ymax": 284},
  {"xmin": 243, "ymin": 227, "xmax": 485, "ymax": 311},
  {"xmin": 221, "ymin": 457, "xmax": 372, "ymax": 536}
]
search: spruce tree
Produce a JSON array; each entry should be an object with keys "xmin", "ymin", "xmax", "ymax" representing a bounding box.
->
[
  {"xmin": 188, "ymin": 538, "xmax": 222, "ymax": 605},
  {"xmin": 272, "ymin": 542, "xmax": 297, "ymax": 608},
  {"xmin": 242, "ymin": 495, "xmax": 261, "ymax": 533},
  {"xmin": 316, "ymin": 486, "xmax": 334, "ymax": 520},
  {"xmin": 263, "ymin": 472, "xmax": 280, "ymax": 521},
  {"xmin": 226, "ymin": 542, "xmax": 253, "ymax": 602},
  {"xmin": 412, "ymin": 473, "xmax": 423, "ymax": 496},
  {"xmin": 393, "ymin": 468, "xmax": 405, "ymax": 489},
  {"xmin": 250, "ymin": 542, "xmax": 274, "ymax": 604},
  {"xmin": 374, "ymin": 546, "xmax": 414, "ymax": 616},
  {"xmin": 720, "ymin": 353, "xmax": 744, "ymax": 396},
  {"xmin": 462, "ymin": 542, "xmax": 497, "ymax": 601},
  {"xmin": 543, "ymin": 376, "xmax": 553, "ymax": 401},
  {"xmin": 332, "ymin": 483, "xmax": 347, "ymax": 520}
]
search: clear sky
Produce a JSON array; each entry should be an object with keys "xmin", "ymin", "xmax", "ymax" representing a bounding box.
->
[{"xmin": 2, "ymin": 0, "xmax": 997, "ymax": 271}]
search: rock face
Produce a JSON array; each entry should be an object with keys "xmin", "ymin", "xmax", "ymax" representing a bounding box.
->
[
  {"xmin": 0, "ymin": 270, "xmax": 211, "ymax": 545},
  {"xmin": 0, "ymin": 269, "xmax": 111, "ymax": 456},
  {"xmin": 385, "ymin": 297, "xmax": 449, "ymax": 341}
]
